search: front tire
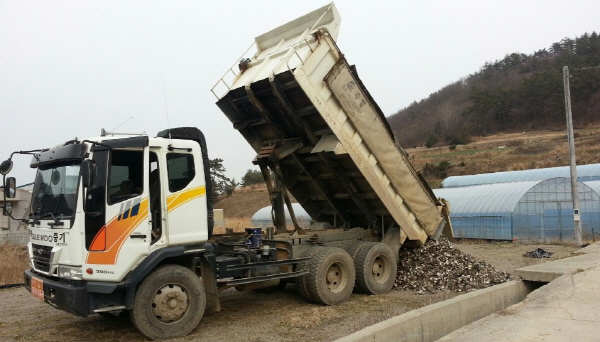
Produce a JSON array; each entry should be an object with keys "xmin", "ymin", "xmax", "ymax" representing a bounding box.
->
[{"xmin": 130, "ymin": 265, "xmax": 206, "ymax": 340}]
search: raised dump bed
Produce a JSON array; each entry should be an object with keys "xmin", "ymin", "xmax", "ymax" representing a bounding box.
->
[{"xmin": 213, "ymin": 3, "xmax": 450, "ymax": 244}]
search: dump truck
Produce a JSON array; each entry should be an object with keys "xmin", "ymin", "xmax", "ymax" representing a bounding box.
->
[{"xmin": 0, "ymin": 3, "xmax": 451, "ymax": 340}]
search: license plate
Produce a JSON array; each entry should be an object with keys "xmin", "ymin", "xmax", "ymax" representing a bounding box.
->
[{"xmin": 31, "ymin": 276, "xmax": 45, "ymax": 301}]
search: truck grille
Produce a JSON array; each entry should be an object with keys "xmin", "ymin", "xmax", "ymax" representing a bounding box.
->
[{"xmin": 32, "ymin": 244, "xmax": 52, "ymax": 273}]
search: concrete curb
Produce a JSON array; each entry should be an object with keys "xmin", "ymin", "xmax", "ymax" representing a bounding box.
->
[
  {"xmin": 437, "ymin": 243, "xmax": 600, "ymax": 342},
  {"xmin": 514, "ymin": 247, "xmax": 600, "ymax": 282},
  {"xmin": 335, "ymin": 280, "xmax": 534, "ymax": 342}
]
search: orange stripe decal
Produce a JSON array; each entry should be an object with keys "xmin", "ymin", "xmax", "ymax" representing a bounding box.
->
[
  {"xmin": 86, "ymin": 198, "xmax": 149, "ymax": 265},
  {"xmin": 89, "ymin": 226, "xmax": 106, "ymax": 251},
  {"xmin": 167, "ymin": 186, "xmax": 206, "ymax": 213}
]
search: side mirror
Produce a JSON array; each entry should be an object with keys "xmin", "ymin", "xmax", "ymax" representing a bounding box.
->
[
  {"xmin": 4, "ymin": 177, "xmax": 16, "ymax": 199},
  {"xmin": 3, "ymin": 202, "xmax": 12, "ymax": 216},
  {"xmin": 81, "ymin": 160, "xmax": 95, "ymax": 188},
  {"xmin": 0, "ymin": 160, "xmax": 13, "ymax": 176},
  {"xmin": 81, "ymin": 160, "xmax": 102, "ymax": 214},
  {"xmin": 2, "ymin": 177, "xmax": 15, "ymax": 216}
]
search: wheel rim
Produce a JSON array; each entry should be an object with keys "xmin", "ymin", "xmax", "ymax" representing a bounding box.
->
[
  {"xmin": 326, "ymin": 262, "xmax": 347, "ymax": 293},
  {"xmin": 151, "ymin": 284, "xmax": 189, "ymax": 325},
  {"xmin": 371, "ymin": 255, "xmax": 391, "ymax": 284}
]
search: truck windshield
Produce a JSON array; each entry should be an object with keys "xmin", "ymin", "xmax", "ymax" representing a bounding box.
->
[{"xmin": 30, "ymin": 163, "xmax": 80, "ymax": 221}]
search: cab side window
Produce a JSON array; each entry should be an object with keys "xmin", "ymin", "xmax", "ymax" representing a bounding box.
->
[
  {"xmin": 166, "ymin": 153, "xmax": 195, "ymax": 192},
  {"xmin": 108, "ymin": 150, "xmax": 144, "ymax": 204}
]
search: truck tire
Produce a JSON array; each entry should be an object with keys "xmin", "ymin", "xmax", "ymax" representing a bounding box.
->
[
  {"xmin": 130, "ymin": 265, "xmax": 206, "ymax": 340},
  {"xmin": 296, "ymin": 248, "xmax": 320, "ymax": 300},
  {"xmin": 344, "ymin": 241, "xmax": 370, "ymax": 259},
  {"xmin": 298, "ymin": 247, "xmax": 355, "ymax": 305},
  {"xmin": 354, "ymin": 242, "xmax": 397, "ymax": 295}
]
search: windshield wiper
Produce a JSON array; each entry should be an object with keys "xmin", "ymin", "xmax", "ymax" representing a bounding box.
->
[
  {"xmin": 29, "ymin": 212, "xmax": 40, "ymax": 226},
  {"xmin": 29, "ymin": 188, "xmax": 67, "ymax": 227},
  {"xmin": 33, "ymin": 212, "xmax": 64, "ymax": 227}
]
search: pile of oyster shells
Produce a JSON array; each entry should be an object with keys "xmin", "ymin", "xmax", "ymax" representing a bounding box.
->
[{"xmin": 393, "ymin": 238, "xmax": 512, "ymax": 294}]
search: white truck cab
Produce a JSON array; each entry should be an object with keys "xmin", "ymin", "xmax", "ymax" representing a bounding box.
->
[{"xmin": 6, "ymin": 128, "xmax": 215, "ymax": 320}]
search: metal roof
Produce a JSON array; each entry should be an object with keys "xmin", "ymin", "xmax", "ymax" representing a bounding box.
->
[
  {"xmin": 434, "ymin": 180, "xmax": 545, "ymax": 216},
  {"xmin": 441, "ymin": 163, "xmax": 600, "ymax": 188}
]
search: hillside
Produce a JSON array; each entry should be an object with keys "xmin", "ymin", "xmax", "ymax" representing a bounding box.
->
[
  {"xmin": 408, "ymin": 123, "xmax": 600, "ymax": 188},
  {"xmin": 214, "ymin": 184, "xmax": 270, "ymax": 218},
  {"xmin": 388, "ymin": 32, "xmax": 600, "ymax": 148}
]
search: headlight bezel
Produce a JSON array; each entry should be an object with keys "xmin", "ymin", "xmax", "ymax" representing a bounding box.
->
[{"xmin": 57, "ymin": 265, "xmax": 83, "ymax": 280}]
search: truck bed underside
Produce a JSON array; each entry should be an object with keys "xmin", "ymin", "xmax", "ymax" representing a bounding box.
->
[{"xmin": 217, "ymin": 70, "xmax": 395, "ymax": 231}]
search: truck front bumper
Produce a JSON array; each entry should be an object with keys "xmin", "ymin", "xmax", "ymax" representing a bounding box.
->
[{"xmin": 24, "ymin": 270, "xmax": 89, "ymax": 317}]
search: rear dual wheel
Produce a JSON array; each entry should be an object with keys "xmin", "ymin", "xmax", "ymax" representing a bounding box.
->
[
  {"xmin": 297, "ymin": 247, "xmax": 355, "ymax": 305},
  {"xmin": 353, "ymin": 242, "xmax": 397, "ymax": 295}
]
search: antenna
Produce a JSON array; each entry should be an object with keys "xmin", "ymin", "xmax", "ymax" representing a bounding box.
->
[
  {"xmin": 162, "ymin": 74, "xmax": 172, "ymax": 140},
  {"xmin": 110, "ymin": 116, "xmax": 134, "ymax": 132}
]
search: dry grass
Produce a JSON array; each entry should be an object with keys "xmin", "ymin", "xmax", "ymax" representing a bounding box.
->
[
  {"xmin": 513, "ymin": 143, "xmax": 553, "ymax": 155},
  {"xmin": 233, "ymin": 183, "xmax": 268, "ymax": 194},
  {"xmin": 407, "ymin": 123, "xmax": 600, "ymax": 186},
  {"xmin": 0, "ymin": 243, "xmax": 29, "ymax": 286}
]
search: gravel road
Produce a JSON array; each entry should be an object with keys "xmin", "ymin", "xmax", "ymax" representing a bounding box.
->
[{"xmin": 0, "ymin": 242, "xmax": 578, "ymax": 342}]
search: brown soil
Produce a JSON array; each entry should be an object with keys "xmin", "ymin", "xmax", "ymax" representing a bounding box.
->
[
  {"xmin": 454, "ymin": 240, "xmax": 579, "ymax": 274},
  {"xmin": 214, "ymin": 183, "xmax": 271, "ymax": 218},
  {"xmin": 0, "ymin": 244, "xmax": 29, "ymax": 285},
  {"xmin": 407, "ymin": 123, "xmax": 600, "ymax": 187},
  {"xmin": 0, "ymin": 241, "xmax": 579, "ymax": 342}
]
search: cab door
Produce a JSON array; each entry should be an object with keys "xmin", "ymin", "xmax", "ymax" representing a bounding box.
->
[
  {"xmin": 161, "ymin": 140, "xmax": 209, "ymax": 245},
  {"xmin": 85, "ymin": 146, "xmax": 151, "ymax": 281},
  {"xmin": 148, "ymin": 148, "xmax": 164, "ymax": 246}
]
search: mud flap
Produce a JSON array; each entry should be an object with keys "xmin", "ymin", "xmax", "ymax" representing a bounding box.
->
[
  {"xmin": 199, "ymin": 256, "xmax": 221, "ymax": 312},
  {"xmin": 382, "ymin": 226, "xmax": 403, "ymax": 262},
  {"xmin": 433, "ymin": 198, "xmax": 454, "ymax": 241}
]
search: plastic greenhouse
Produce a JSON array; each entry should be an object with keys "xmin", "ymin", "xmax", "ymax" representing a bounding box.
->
[
  {"xmin": 251, "ymin": 203, "xmax": 312, "ymax": 229},
  {"xmin": 583, "ymin": 180, "xmax": 600, "ymax": 240},
  {"xmin": 583, "ymin": 180, "xmax": 600, "ymax": 195},
  {"xmin": 442, "ymin": 163, "xmax": 600, "ymax": 188},
  {"xmin": 434, "ymin": 177, "xmax": 600, "ymax": 241}
]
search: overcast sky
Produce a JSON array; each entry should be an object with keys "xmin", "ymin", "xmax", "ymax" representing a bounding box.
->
[{"xmin": 2, "ymin": 0, "xmax": 599, "ymax": 185}]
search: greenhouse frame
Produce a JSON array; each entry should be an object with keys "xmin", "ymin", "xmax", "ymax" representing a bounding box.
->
[
  {"xmin": 434, "ymin": 177, "xmax": 600, "ymax": 241},
  {"xmin": 442, "ymin": 163, "xmax": 600, "ymax": 188}
]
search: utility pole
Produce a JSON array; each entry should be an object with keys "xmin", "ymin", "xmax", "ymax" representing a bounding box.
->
[{"xmin": 563, "ymin": 66, "xmax": 583, "ymax": 246}]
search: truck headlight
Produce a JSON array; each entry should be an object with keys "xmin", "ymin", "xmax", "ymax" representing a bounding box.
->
[{"xmin": 58, "ymin": 265, "xmax": 83, "ymax": 280}]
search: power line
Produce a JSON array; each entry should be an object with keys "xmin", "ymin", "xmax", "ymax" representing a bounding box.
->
[{"xmin": 572, "ymin": 65, "xmax": 600, "ymax": 71}]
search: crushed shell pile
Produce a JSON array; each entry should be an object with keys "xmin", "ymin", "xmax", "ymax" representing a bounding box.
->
[{"xmin": 393, "ymin": 238, "xmax": 512, "ymax": 294}]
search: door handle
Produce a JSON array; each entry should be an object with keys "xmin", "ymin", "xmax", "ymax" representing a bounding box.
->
[{"xmin": 130, "ymin": 233, "xmax": 147, "ymax": 239}]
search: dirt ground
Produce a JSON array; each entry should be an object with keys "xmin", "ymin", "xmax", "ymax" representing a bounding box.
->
[{"xmin": 0, "ymin": 241, "xmax": 580, "ymax": 342}]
